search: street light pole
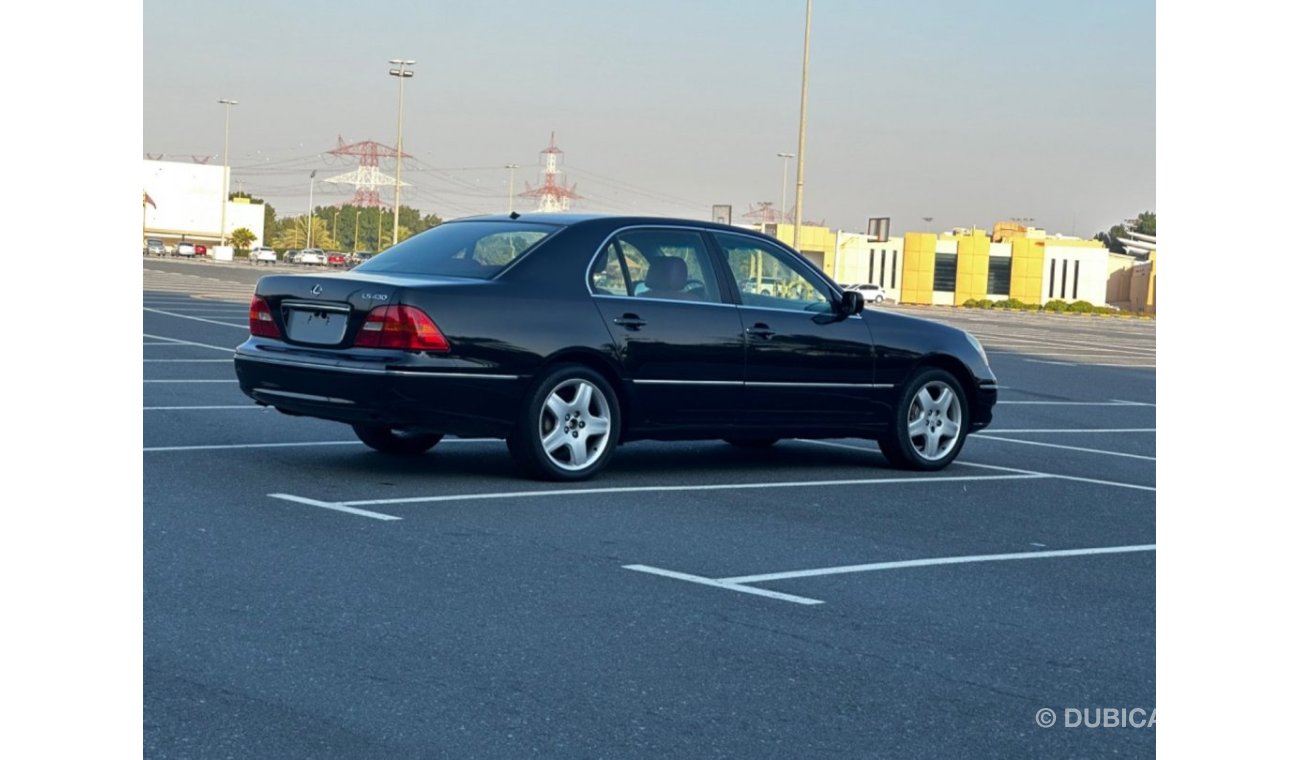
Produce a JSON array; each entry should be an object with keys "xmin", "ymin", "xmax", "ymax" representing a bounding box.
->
[
  {"xmin": 389, "ymin": 59, "xmax": 415, "ymax": 248},
  {"xmin": 777, "ymin": 152, "xmax": 794, "ymax": 224},
  {"xmin": 793, "ymin": 0, "xmax": 812, "ymax": 252},
  {"xmin": 306, "ymin": 170, "xmax": 316, "ymax": 248},
  {"xmin": 505, "ymin": 164, "xmax": 520, "ymax": 213},
  {"xmin": 218, "ymin": 98, "xmax": 238, "ymax": 246}
]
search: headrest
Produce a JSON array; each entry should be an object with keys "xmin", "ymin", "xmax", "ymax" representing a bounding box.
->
[{"xmin": 645, "ymin": 257, "xmax": 687, "ymax": 290}]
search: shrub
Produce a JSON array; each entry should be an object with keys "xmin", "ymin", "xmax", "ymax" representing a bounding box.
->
[
  {"xmin": 962, "ymin": 298, "xmax": 981, "ymax": 308},
  {"xmin": 1042, "ymin": 299, "xmax": 1069, "ymax": 313},
  {"xmin": 1067, "ymin": 300, "xmax": 1096, "ymax": 313}
]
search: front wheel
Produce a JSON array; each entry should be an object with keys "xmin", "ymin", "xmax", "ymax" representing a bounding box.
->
[
  {"xmin": 508, "ymin": 365, "xmax": 620, "ymax": 481},
  {"xmin": 352, "ymin": 424, "xmax": 443, "ymax": 455},
  {"xmin": 877, "ymin": 368, "xmax": 969, "ymax": 470}
]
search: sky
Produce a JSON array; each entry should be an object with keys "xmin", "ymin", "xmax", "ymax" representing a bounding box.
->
[{"xmin": 143, "ymin": 0, "xmax": 1155, "ymax": 237}]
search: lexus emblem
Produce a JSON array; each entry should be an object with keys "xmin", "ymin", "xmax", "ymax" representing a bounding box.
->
[{"xmin": 311, "ymin": 284, "xmax": 324, "ymax": 296}]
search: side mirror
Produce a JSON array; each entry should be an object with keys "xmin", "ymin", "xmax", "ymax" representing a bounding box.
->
[{"xmin": 838, "ymin": 290, "xmax": 865, "ymax": 315}]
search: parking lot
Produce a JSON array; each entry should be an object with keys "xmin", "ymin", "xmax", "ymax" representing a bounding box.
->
[{"xmin": 144, "ymin": 258, "xmax": 1155, "ymax": 757}]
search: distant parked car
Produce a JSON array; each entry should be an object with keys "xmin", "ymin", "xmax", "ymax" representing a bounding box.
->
[
  {"xmin": 145, "ymin": 238, "xmax": 166, "ymax": 256},
  {"xmin": 297, "ymin": 248, "xmax": 326, "ymax": 265},
  {"xmin": 283, "ymin": 250, "xmax": 301, "ymax": 264},
  {"xmin": 175, "ymin": 242, "xmax": 196, "ymax": 257},
  {"xmin": 327, "ymin": 252, "xmax": 348, "ymax": 268},
  {"xmin": 194, "ymin": 243, "xmax": 208, "ymax": 256},
  {"xmin": 351, "ymin": 251, "xmax": 375, "ymax": 266},
  {"xmin": 844, "ymin": 283, "xmax": 887, "ymax": 303},
  {"xmin": 251, "ymin": 246, "xmax": 278, "ymax": 264}
]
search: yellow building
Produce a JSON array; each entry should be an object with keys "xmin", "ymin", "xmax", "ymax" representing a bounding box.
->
[{"xmin": 747, "ymin": 221, "xmax": 1147, "ymax": 311}]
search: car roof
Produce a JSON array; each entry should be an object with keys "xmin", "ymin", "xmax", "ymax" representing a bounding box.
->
[{"xmin": 446, "ymin": 212, "xmax": 757, "ymax": 235}]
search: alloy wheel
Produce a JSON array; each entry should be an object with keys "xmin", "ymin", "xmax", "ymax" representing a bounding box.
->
[
  {"xmin": 537, "ymin": 378, "xmax": 613, "ymax": 472},
  {"xmin": 905, "ymin": 380, "xmax": 963, "ymax": 462}
]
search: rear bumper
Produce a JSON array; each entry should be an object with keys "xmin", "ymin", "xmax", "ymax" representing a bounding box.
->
[{"xmin": 234, "ymin": 344, "xmax": 526, "ymax": 437}]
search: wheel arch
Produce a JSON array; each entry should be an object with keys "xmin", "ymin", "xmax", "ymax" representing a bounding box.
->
[
  {"xmin": 910, "ymin": 353, "xmax": 978, "ymax": 409},
  {"xmin": 534, "ymin": 348, "xmax": 630, "ymax": 432}
]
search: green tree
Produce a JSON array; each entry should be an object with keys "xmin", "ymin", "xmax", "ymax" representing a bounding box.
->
[
  {"xmin": 1095, "ymin": 211, "xmax": 1156, "ymax": 253},
  {"xmin": 231, "ymin": 191, "xmax": 277, "ymax": 236},
  {"xmin": 230, "ymin": 227, "xmax": 256, "ymax": 253},
  {"xmin": 272, "ymin": 216, "xmax": 337, "ymax": 250}
]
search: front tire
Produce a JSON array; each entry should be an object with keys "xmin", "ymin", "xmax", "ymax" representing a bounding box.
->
[
  {"xmin": 352, "ymin": 424, "xmax": 443, "ymax": 455},
  {"xmin": 877, "ymin": 368, "xmax": 969, "ymax": 470},
  {"xmin": 508, "ymin": 364, "xmax": 620, "ymax": 481}
]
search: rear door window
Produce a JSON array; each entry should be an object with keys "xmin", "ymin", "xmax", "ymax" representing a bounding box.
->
[{"xmin": 608, "ymin": 229, "xmax": 723, "ymax": 304}]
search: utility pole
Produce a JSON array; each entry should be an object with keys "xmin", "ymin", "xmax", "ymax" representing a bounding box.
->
[
  {"xmin": 306, "ymin": 170, "xmax": 316, "ymax": 248},
  {"xmin": 218, "ymin": 98, "xmax": 238, "ymax": 246},
  {"xmin": 505, "ymin": 164, "xmax": 519, "ymax": 213},
  {"xmin": 389, "ymin": 59, "xmax": 415, "ymax": 247},
  {"xmin": 793, "ymin": 0, "xmax": 812, "ymax": 252},
  {"xmin": 777, "ymin": 152, "xmax": 794, "ymax": 224}
]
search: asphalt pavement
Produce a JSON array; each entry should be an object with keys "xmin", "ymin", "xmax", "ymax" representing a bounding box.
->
[{"xmin": 143, "ymin": 257, "xmax": 1156, "ymax": 758}]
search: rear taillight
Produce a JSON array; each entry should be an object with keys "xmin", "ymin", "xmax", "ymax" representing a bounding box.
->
[
  {"xmin": 249, "ymin": 296, "xmax": 280, "ymax": 338},
  {"xmin": 353, "ymin": 305, "xmax": 450, "ymax": 352}
]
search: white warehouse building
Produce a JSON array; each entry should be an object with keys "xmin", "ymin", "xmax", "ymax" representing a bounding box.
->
[{"xmin": 142, "ymin": 159, "xmax": 266, "ymax": 248}]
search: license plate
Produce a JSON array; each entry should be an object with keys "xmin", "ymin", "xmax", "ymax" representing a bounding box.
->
[{"xmin": 285, "ymin": 307, "xmax": 348, "ymax": 345}]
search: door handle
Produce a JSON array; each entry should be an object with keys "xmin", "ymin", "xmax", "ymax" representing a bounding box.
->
[
  {"xmin": 613, "ymin": 314, "xmax": 647, "ymax": 330},
  {"xmin": 746, "ymin": 323, "xmax": 776, "ymax": 339}
]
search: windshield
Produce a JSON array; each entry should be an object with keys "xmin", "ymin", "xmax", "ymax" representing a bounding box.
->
[{"xmin": 355, "ymin": 221, "xmax": 557, "ymax": 279}]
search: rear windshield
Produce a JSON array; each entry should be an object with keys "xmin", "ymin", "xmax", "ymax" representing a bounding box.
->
[{"xmin": 354, "ymin": 221, "xmax": 557, "ymax": 279}]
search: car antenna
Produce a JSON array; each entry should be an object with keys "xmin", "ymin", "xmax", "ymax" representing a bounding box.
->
[{"xmin": 509, "ymin": 211, "xmax": 520, "ymax": 219}]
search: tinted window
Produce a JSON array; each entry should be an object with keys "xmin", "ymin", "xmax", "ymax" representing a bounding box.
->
[
  {"xmin": 714, "ymin": 231, "xmax": 833, "ymax": 313},
  {"xmin": 934, "ymin": 253, "xmax": 957, "ymax": 292},
  {"xmin": 356, "ymin": 221, "xmax": 556, "ymax": 279},
  {"xmin": 987, "ymin": 257, "xmax": 1011, "ymax": 295},
  {"xmin": 589, "ymin": 242, "xmax": 629, "ymax": 295},
  {"xmin": 612, "ymin": 229, "xmax": 723, "ymax": 304}
]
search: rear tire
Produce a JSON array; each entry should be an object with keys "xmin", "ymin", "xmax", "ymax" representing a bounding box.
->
[
  {"xmin": 352, "ymin": 424, "xmax": 443, "ymax": 455},
  {"xmin": 507, "ymin": 364, "xmax": 620, "ymax": 481},
  {"xmin": 876, "ymin": 368, "xmax": 969, "ymax": 471}
]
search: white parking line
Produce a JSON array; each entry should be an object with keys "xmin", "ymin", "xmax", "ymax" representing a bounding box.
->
[
  {"xmin": 144, "ymin": 439, "xmax": 490, "ymax": 452},
  {"xmin": 717, "ymin": 544, "xmax": 1156, "ymax": 584},
  {"xmin": 143, "ymin": 380, "xmax": 239, "ymax": 384},
  {"xmin": 625, "ymin": 544, "xmax": 1155, "ymax": 605},
  {"xmin": 622, "ymin": 565, "xmax": 824, "ymax": 605},
  {"xmin": 333, "ymin": 473, "xmax": 1048, "ymax": 508},
  {"xmin": 268, "ymin": 493, "xmax": 402, "ymax": 522},
  {"xmin": 147, "ymin": 441, "xmax": 364, "ymax": 452},
  {"xmin": 144, "ymin": 307, "xmax": 247, "ymax": 329},
  {"xmin": 986, "ymin": 428, "xmax": 1155, "ymax": 433},
  {"xmin": 795, "ymin": 440, "xmax": 1156, "ymax": 492},
  {"xmin": 143, "ymin": 334, "xmax": 235, "ymax": 352},
  {"xmin": 998, "ymin": 400, "xmax": 1154, "ymax": 407},
  {"xmin": 972, "ymin": 434, "xmax": 1156, "ymax": 461},
  {"xmin": 144, "ymin": 405, "xmax": 266, "ymax": 411},
  {"xmin": 958, "ymin": 460, "xmax": 1156, "ymax": 492}
]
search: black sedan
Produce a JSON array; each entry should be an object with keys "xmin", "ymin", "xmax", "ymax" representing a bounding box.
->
[{"xmin": 234, "ymin": 214, "xmax": 996, "ymax": 480}]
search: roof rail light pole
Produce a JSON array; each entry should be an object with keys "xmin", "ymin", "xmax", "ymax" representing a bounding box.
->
[
  {"xmin": 777, "ymin": 152, "xmax": 794, "ymax": 224},
  {"xmin": 389, "ymin": 59, "xmax": 415, "ymax": 248},
  {"xmin": 793, "ymin": 0, "xmax": 812, "ymax": 252},
  {"xmin": 218, "ymin": 98, "xmax": 238, "ymax": 246},
  {"xmin": 505, "ymin": 164, "xmax": 520, "ymax": 213}
]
